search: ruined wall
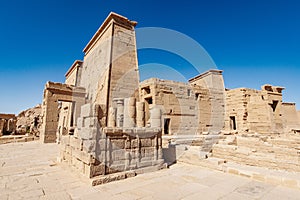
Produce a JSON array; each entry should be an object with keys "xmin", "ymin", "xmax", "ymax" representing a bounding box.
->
[
  {"xmin": 189, "ymin": 70, "xmax": 225, "ymax": 133},
  {"xmin": 213, "ymin": 134, "xmax": 300, "ymax": 172},
  {"xmin": 0, "ymin": 114, "xmax": 16, "ymax": 136},
  {"xmin": 224, "ymin": 85, "xmax": 284, "ymax": 134},
  {"xmin": 281, "ymin": 103, "xmax": 300, "ymax": 132},
  {"xmin": 140, "ymin": 78, "xmax": 206, "ymax": 135}
]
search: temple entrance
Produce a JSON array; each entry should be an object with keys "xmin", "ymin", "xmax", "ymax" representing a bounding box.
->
[{"xmin": 40, "ymin": 82, "xmax": 85, "ymax": 143}]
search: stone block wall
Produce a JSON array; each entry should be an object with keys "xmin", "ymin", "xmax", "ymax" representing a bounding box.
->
[
  {"xmin": 140, "ymin": 78, "xmax": 198, "ymax": 135},
  {"xmin": 281, "ymin": 103, "xmax": 300, "ymax": 132},
  {"xmin": 189, "ymin": 70, "xmax": 225, "ymax": 134},
  {"xmin": 212, "ymin": 134, "xmax": 300, "ymax": 172},
  {"xmin": 224, "ymin": 85, "xmax": 285, "ymax": 134},
  {"xmin": 59, "ymin": 102, "xmax": 164, "ymax": 180}
]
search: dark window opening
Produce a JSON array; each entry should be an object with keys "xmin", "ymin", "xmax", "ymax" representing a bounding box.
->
[
  {"xmin": 195, "ymin": 93, "xmax": 200, "ymax": 100},
  {"xmin": 187, "ymin": 89, "xmax": 191, "ymax": 97},
  {"xmin": 145, "ymin": 97, "xmax": 153, "ymax": 105},
  {"xmin": 230, "ymin": 116, "xmax": 237, "ymax": 130},
  {"xmin": 142, "ymin": 86, "xmax": 151, "ymax": 95},
  {"xmin": 164, "ymin": 118, "xmax": 171, "ymax": 134},
  {"xmin": 34, "ymin": 117, "xmax": 38, "ymax": 127},
  {"xmin": 270, "ymin": 100, "xmax": 278, "ymax": 112}
]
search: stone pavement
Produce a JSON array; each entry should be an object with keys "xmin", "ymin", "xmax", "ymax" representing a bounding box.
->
[{"xmin": 1, "ymin": 141, "xmax": 300, "ymax": 200}]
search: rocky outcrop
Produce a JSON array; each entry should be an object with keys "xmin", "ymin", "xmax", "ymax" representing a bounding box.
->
[{"xmin": 16, "ymin": 104, "xmax": 42, "ymax": 136}]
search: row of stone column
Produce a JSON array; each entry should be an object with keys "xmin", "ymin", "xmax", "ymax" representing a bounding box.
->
[
  {"xmin": 108, "ymin": 98, "xmax": 162, "ymax": 128},
  {"xmin": 0, "ymin": 118, "xmax": 16, "ymax": 136}
]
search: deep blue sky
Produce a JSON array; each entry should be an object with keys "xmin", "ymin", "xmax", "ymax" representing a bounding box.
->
[{"xmin": 0, "ymin": 0, "xmax": 300, "ymax": 114}]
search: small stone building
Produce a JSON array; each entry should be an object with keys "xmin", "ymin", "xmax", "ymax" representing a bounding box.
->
[{"xmin": 224, "ymin": 84, "xmax": 300, "ymax": 134}]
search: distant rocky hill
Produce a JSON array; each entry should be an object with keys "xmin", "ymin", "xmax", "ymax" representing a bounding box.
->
[{"xmin": 16, "ymin": 104, "xmax": 42, "ymax": 136}]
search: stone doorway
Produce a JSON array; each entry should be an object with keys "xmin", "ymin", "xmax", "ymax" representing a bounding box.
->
[
  {"xmin": 164, "ymin": 118, "xmax": 171, "ymax": 135},
  {"xmin": 230, "ymin": 116, "xmax": 237, "ymax": 130}
]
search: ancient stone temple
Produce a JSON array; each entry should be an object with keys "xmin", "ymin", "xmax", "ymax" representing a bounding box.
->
[
  {"xmin": 39, "ymin": 12, "xmax": 300, "ymax": 184},
  {"xmin": 40, "ymin": 12, "xmax": 165, "ymax": 184},
  {"xmin": 224, "ymin": 84, "xmax": 300, "ymax": 134}
]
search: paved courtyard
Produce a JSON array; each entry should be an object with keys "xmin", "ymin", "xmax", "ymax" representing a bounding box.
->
[{"xmin": 1, "ymin": 141, "xmax": 300, "ymax": 200}]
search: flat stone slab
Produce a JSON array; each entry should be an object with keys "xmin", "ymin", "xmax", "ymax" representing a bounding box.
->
[{"xmin": 1, "ymin": 141, "xmax": 300, "ymax": 199}]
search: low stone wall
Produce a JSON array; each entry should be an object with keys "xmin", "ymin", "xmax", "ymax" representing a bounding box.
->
[
  {"xmin": 0, "ymin": 135, "xmax": 36, "ymax": 144},
  {"xmin": 212, "ymin": 134, "xmax": 300, "ymax": 172},
  {"xmin": 59, "ymin": 127, "xmax": 164, "ymax": 183}
]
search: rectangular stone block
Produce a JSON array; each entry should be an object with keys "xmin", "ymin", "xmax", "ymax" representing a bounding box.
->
[
  {"xmin": 81, "ymin": 103, "xmax": 99, "ymax": 118},
  {"xmin": 77, "ymin": 117, "xmax": 84, "ymax": 129},
  {"xmin": 98, "ymin": 139, "xmax": 106, "ymax": 151},
  {"xmin": 84, "ymin": 117, "xmax": 99, "ymax": 128},
  {"xmin": 112, "ymin": 149, "xmax": 126, "ymax": 161},
  {"xmin": 111, "ymin": 139, "xmax": 125, "ymax": 150},
  {"xmin": 140, "ymin": 138, "xmax": 152, "ymax": 147},
  {"xmin": 79, "ymin": 127, "xmax": 98, "ymax": 140},
  {"xmin": 131, "ymin": 139, "xmax": 139, "ymax": 148},
  {"xmin": 83, "ymin": 140, "xmax": 96, "ymax": 153},
  {"xmin": 69, "ymin": 136, "xmax": 83, "ymax": 150}
]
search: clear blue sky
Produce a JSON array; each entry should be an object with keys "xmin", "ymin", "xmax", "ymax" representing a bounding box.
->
[{"xmin": 0, "ymin": 0, "xmax": 299, "ymax": 114}]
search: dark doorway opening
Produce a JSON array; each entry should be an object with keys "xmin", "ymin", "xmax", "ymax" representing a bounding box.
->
[
  {"xmin": 164, "ymin": 118, "xmax": 171, "ymax": 134},
  {"xmin": 230, "ymin": 116, "xmax": 237, "ymax": 130}
]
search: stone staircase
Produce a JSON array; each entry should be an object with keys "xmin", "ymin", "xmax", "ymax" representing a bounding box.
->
[
  {"xmin": 212, "ymin": 134, "xmax": 300, "ymax": 172},
  {"xmin": 173, "ymin": 133, "xmax": 300, "ymax": 190}
]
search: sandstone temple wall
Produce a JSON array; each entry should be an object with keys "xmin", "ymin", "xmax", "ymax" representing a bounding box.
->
[
  {"xmin": 281, "ymin": 102, "xmax": 300, "ymax": 132},
  {"xmin": 224, "ymin": 85, "xmax": 288, "ymax": 134},
  {"xmin": 139, "ymin": 78, "xmax": 212, "ymax": 135},
  {"xmin": 54, "ymin": 13, "xmax": 165, "ymax": 182}
]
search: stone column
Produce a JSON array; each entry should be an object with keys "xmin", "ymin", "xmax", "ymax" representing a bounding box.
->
[
  {"xmin": 107, "ymin": 107, "xmax": 116, "ymax": 127},
  {"xmin": 40, "ymin": 90, "xmax": 59, "ymax": 143},
  {"xmin": 115, "ymin": 99, "xmax": 124, "ymax": 128},
  {"xmin": 0, "ymin": 119, "xmax": 4, "ymax": 136},
  {"xmin": 7, "ymin": 119, "xmax": 15, "ymax": 133},
  {"xmin": 136, "ymin": 102, "xmax": 145, "ymax": 127},
  {"xmin": 123, "ymin": 97, "xmax": 136, "ymax": 128},
  {"xmin": 150, "ymin": 106, "xmax": 161, "ymax": 128}
]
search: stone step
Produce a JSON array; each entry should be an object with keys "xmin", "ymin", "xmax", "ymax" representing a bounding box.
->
[
  {"xmin": 182, "ymin": 155, "xmax": 300, "ymax": 190},
  {"xmin": 223, "ymin": 162, "xmax": 300, "ymax": 190}
]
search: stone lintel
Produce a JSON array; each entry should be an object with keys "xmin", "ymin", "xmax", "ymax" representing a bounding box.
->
[
  {"xmin": 0, "ymin": 114, "xmax": 16, "ymax": 120},
  {"xmin": 45, "ymin": 82, "xmax": 86, "ymax": 98}
]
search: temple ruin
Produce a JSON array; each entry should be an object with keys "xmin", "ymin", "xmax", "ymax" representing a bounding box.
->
[
  {"xmin": 34, "ymin": 12, "xmax": 300, "ymax": 185},
  {"xmin": 0, "ymin": 114, "xmax": 16, "ymax": 136}
]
